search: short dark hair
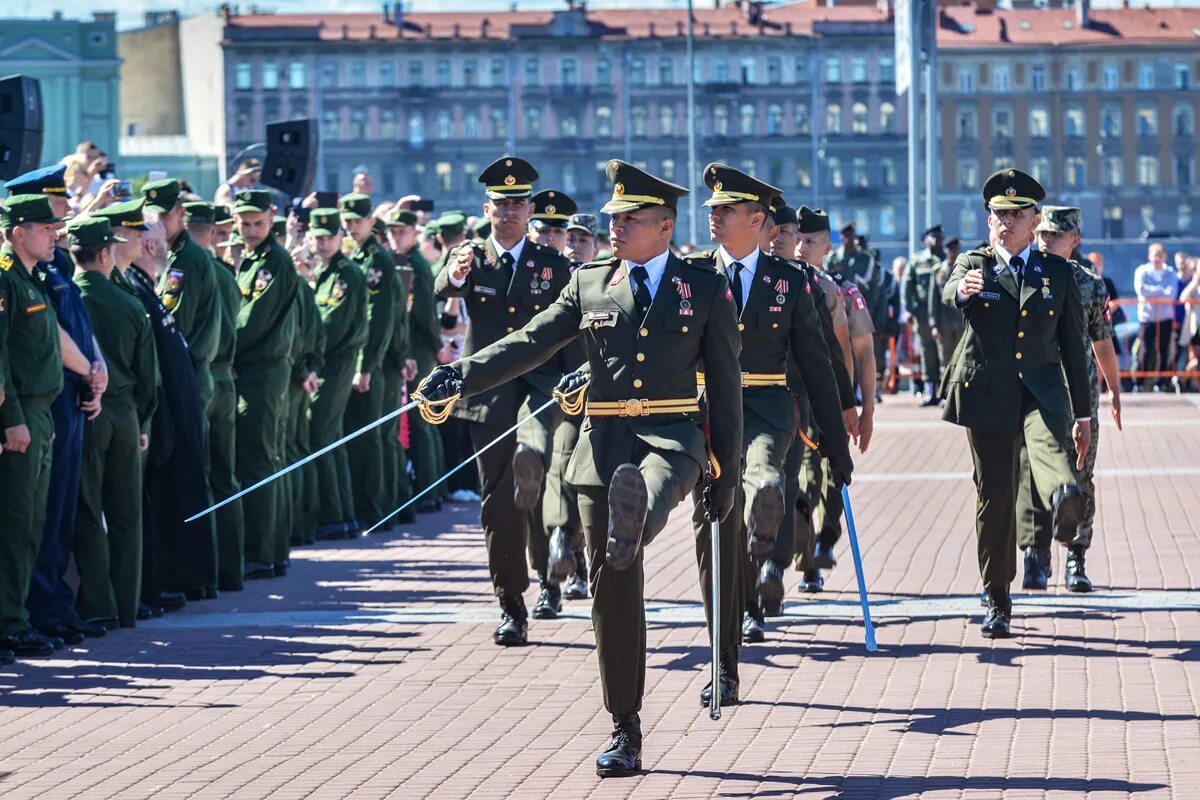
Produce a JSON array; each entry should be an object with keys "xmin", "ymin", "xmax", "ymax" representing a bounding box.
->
[
  {"xmin": 70, "ymin": 244, "xmax": 107, "ymax": 265},
  {"xmin": 653, "ymin": 205, "xmax": 678, "ymax": 223}
]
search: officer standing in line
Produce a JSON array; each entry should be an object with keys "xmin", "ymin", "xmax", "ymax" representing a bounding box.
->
[
  {"xmin": 1017, "ymin": 206, "xmax": 1123, "ymax": 593},
  {"xmin": 929, "ymin": 236, "xmax": 966, "ymax": 385},
  {"xmin": 378, "ymin": 209, "xmax": 415, "ymax": 527},
  {"xmin": 433, "ymin": 156, "xmax": 571, "ymax": 645},
  {"xmin": 418, "ymin": 160, "xmax": 743, "ymax": 777},
  {"xmin": 283, "ymin": 234, "xmax": 322, "ymax": 557},
  {"xmin": 233, "ymin": 189, "xmax": 300, "ymax": 579},
  {"xmin": 385, "ymin": 206, "xmax": 445, "ymax": 514},
  {"xmin": 823, "ymin": 222, "xmax": 873, "ymax": 285},
  {"xmin": 339, "ymin": 193, "xmax": 394, "ymax": 535},
  {"xmin": 69, "ymin": 218, "xmax": 158, "ymax": 629},
  {"xmin": 307, "ymin": 208, "xmax": 370, "ymax": 540},
  {"xmin": 905, "ymin": 225, "xmax": 947, "ymax": 406},
  {"xmin": 4, "ymin": 168, "xmax": 109, "ymax": 645},
  {"xmin": 940, "ymin": 169, "xmax": 1092, "ymax": 637},
  {"xmin": 185, "ymin": 201, "xmax": 245, "ymax": 589},
  {"xmin": 0, "ymin": 194, "xmax": 93, "ymax": 658}
]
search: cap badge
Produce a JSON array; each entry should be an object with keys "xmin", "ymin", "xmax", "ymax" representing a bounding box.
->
[
  {"xmin": 148, "ymin": 189, "xmax": 157, "ymax": 198},
  {"xmin": 714, "ymin": 181, "xmax": 723, "ymax": 192},
  {"xmin": 614, "ymin": 183, "xmax": 625, "ymax": 197},
  {"xmin": 546, "ymin": 205, "xmax": 556, "ymax": 215},
  {"xmin": 1006, "ymin": 187, "xmax": 1016, "ymax": 197},
  {"xmin": 504, "ymin": 175, "xmax": 516, "ymax": 186}
]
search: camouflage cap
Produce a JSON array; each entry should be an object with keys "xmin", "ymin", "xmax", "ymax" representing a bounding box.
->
[
  {"xmin": 1036, "ymin": 205, "xmax": 1081, "ymax": 234},
  {"xmin": 567, "ymin": 213, "xmax": 598, "ymax": 236}
]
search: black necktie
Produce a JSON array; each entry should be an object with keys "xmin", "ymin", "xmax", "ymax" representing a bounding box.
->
[
  {"xmin": 630, "ymin": 264, "xmax": 653, "ymax": 319},
  {"xmin": 731, "ymin": 261, "xmax": 746, "ymax": 316},
  {"xmin": 499, "ymin": 251, "xmax": 515, "ymax": 275},
  {"xmin": 1009, "ymin": 255, "xmax": 1024, "ymax": 286}
]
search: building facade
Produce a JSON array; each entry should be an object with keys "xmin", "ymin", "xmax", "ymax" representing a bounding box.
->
[{"xmin": 0, "ymin": 12, "xmax": 120, "ymax": 163}]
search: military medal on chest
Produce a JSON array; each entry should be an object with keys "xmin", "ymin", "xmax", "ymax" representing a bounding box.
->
[
  {"xmin": 774, "ymin": 278, "xmax": 789, "ymax": 306},
  {"xmin": 673, "ymin": 276, "xmax": 693, "ymax": 316},
  {"xmin": 1042, "ymin": 277, "xmax": 1052, "ymax": 299}
]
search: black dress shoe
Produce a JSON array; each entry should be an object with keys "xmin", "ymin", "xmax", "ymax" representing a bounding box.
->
[
  {"xmin": 596, "ymin": 714, "xmax": 642, "ymax": 778},
  {"xmin": 1022, "ymin": 546, "xmax": 1048, "ymax": 590},
  {"xmin": 89, "ymin": 616, "xmax": 122, "ymax": 631},
  {"xmin": 747, "ymin": 481, "xmax": 784, "ymax": 559},
  {"xmin": 547, "ymin": 527, "xmax": 576, "ymax": 584},
  {"xmin": 244, "ymin": 563, "xmax": 276, "ymax": 580},
  {"xmin": 512, "ymin": 444, "xmax": 545, "ymax": 511},
  {"xmin": 813, "ymin": 541, "xmax": 838, "ymax": 570},
  {"xmin": 37, "ymin": 624, "xmax": 84, "ymax": 646},
  {"xmin": 981, "ymin": 601, "xmax": 1011, "ymax": 639},
  {"xmin": 757, "ymin": 561, "xmax": 785, "ymax": 616},
  {"xmin": 980, "ymin": 588, "xmax": 991, "ymax": 606},
  {"xmin": 493, "ymin": 596, "xmax": 529, "ymax": 646},
  {"xmin": 0, "ymin": 649, "xmax": 13, "ymax": 665},
  {"xmin": 159, "ymin": 592, "xmax": 188, "ymax": 612},
  {"xmin": 532, "ymin": 583, "xmax": 562, "ymax": 619},
  {"xmin": 1, "ymin": 629, "xmax": 57, "ymax": 658},
  {"xmin": 74, "ymin": 620, "xmax": 108, "ymax": 638},
  {"xmin": 563, "ymin": 571, "xmax": 589, "ymax": 601},
  {"xmin": 798, "ymin": 569, "xmax": 824, "ymax": 593},
  {"xmin": 700, "ymin": 655, "xmax": 741, "ymax": 706},
  {"xmin": 1065, "ymin": 545, "xmax": 1093, "ymax": 593},
  {"xmin": 606, "ymin": 465, "xmax": 648, "ymax": 571},
  {"xmin": 742, "ymin": 611, "xmax": 765, "ymax": 644},
  {"xmin": 1051, "ymin": 485, "xmax": 1085, "ymax": 544}
]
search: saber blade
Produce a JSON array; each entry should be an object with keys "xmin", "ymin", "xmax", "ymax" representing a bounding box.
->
[{"xmin": 840, "ymin": 484, "xmax": 878, "ymax": 652}]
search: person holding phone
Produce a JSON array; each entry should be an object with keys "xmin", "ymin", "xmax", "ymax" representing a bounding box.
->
[{"xmin": 214, "ymin": 159, "xmax": 262, "ymax": 210}]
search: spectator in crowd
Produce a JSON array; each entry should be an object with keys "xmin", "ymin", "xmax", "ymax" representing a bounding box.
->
[
  {"xmin": 1133, "ymin": 243, "xmax": 1178, "ymax": 391},
  {"xmin": 352, "ymin": 170, "xmax": 373, "ymax": 197},
  {"xmin": 1179, "ymin": 258, "xmax": 1200, "ymax": 392},
  {"xmin": 214, "ymin": 159, "xmax": 262, "ymax": 209}
]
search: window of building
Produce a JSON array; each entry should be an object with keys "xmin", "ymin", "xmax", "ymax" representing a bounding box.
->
[
  {"xmin": 1176, "ymin": 155, "xmax": 1194, "ymax": 187},
  {"xmin": 409, "ymin": 113, "xmax": 425, "ymax": 145},
  {"xmin": 741, "ymin": 160, "xmax": 758, "ymax": 179},
  {"xmin": 880, "ymin": 206, "xmax": 896, "ymax": 236},
  {"xmin": 235, "ymin": 62, "xmax": 252, "ymax": 90},
  {"xmin": 879, "ymin": 56, "xmax": 894, "ymax": 83},
  {"xmin": 824, "ymin": 56, "xmax": 841, "ymax": 84},
  {"xmin": 631, "ymin": 58, "xmax": 646, "ymax": 86},
  {"xmin": 993, "ymin": 64, "xmax": 1010, "ymax": 92},
  {"xmin": 1176, "ymin": 63, "xmax": 1191, "ymax": 91},
  {"xmin": 632, "ymin": 106, "xmax": 648, "ymax": 136},
  {"xmin": 1065, "ymin": 107, "xmax": 1084, "ymax": 138},
  {"xmin": 525, "ymin": 57, "xmax": 540, "ymax": 86},
  {"xmin": 853, "ymin": 158, "xmax": 868, "ymax": 187},
  {"xmin": 262, "ymin": 101, "xmax": 280, "ymax": 124},
  {"xmin": 767, "ymin": 57, "xmax": 782, "ymax": 85},
  {"xmin": 767, "ymin": 158, "xmax": 783, "ymax": 187},
  {"xmin": 958, "ymin": 161, "xmax": 978, "ymax": 190},
  {"xmin": 560, "ymin": 57, "xmax": 579, "ymax": 86},
  {"xmin": 321, "ymin": 62, "xmax": 338, "ymax": 88},
  {"xmin": 766, "ymin": 104, "xmax": 783, "ymax": 135},
  {"xmin": 881, "ymin": 158, "xmax": 896, "ymax": 187},
  {"xmin": 1065, "ymin": 65, "xmax": 1081, "ymax": 91},
  {"xmin": 288, "ymin": 61, "xmax": 306, "ymax": 89},
  {"xmin": 826, "ymin": 103, "xmax": 842, "ymax": 134},
  {"xmin": 291, "ymin": 98, "xmax": 308, "ymax": 118},
  {"xmin": 1179, "ymin": 204, "xmax": 1192, "ymax": 231},
  {"xmin": 740, "ymin": 103, "xmax": 757, "ymax": 135},
  {"xmin": 596, "ymin": 58, "xmax": 611, "ymax": 86},
  {"xmin": 1104, "ymin": 157, "xmax": 1122, "ymax": 187},
  {"xmin": 827, "ymin": 156, "xmax": 843, "ymax": 188},
  {"xmin": 1101, "ymin": 106, "xmax": 1121, "ymax": 137},
  {"xmin": 740, "ymin": 57, "xmax": 756, "ymax": 85},
  {"xmin": 410, "ymin": 162, "xmax": 426, "ymax": 192},
  {"xmin": 660, "ymin": 159, "xmax": 675, "ymax": 182},
  {"xmin": 713, "ymin": 105, "xmax": 729, "ymax": 136},
  {"xmin": 1102, "ymin": 63, "xmax": 1119, "ymax": 90},
  {"xmin": 1138, "ymin": 62, "xmax": 1155, "ymax": 90},
  {"xmin": 380, "ymin": 108, "xmax": 397, "ymax": 139},
  {"xmin": 596, "ymin": 106, "xmax": 613, "ymax": 137},
  {"xmin": 562, "ymin": 163, "xmax": 577, "ymax": 193},
  {"xmin": 714, "ymin": 59, "xmax": 730, "ymax": 83},
  {"xmin": 491, "ymin": 58, "xmax": 506, "ymax": 86},
  {"xmin": 321, "ymin": 109, "xmax": 338, "ymax": 140},
  {"xmin": 436, "ymin": 109, "xmax": 452, "ymax": 139},
  {"xmin": 490, "ymin": 107, "xmax": 507, "ymax": 139},
  {"xmin": 852, "ymin": 102, "xmax": 869, "ymax": 134},
  {"xmin": 261, "ymin": 62, "xmax": 279, "ymax": 90},
  {"xmin": 795, "ymin": 104, "xmax": 810, "ymax": 135},
  {"xmin": 380, "ymin": 61, "xmax": 396, "ymax": 87},
  {"xmin": 795, "ymin": 56, "xmax": 809, "ymax": 83},
  {"xmin": 1141, "ymin": 205, "xmax": 1156, "ymax": 232},
  {"xmin": 436, "ymin": 162, "xmax": 453, "ymax": 193},
  {"xmin": 960, "ymin": 207, "xmax": 978, "ymax": 239},
  {"xmin": 408, "ymin": 61, "xmax": 424, "ymax": 86},
  {"xmin": 993, "ymin": 108, "xmax": 1012, "ymax": 138},
  {"xmin": 351, "ymin": 61, "xmax": 366, "ymax": 88},
  {"xmin": 1176, "ymin": 106, "xmax": 1195, "ymax": 137},
  {"xmin": 463, "ymin": 60, "xmax": 478, "ymax": 87},
  {"xmin": 558, "ymin": 113, "xmax": 578, "ymax": 137},
  {"xmin": 957, "ymin": 108, "xmax": 977, "ymax": 138},
  {"xmin": 879, "ymin": 101, "xmax": 896, "ymax": 133},
  {"xmin": 957, "ymin": 68, "xmax": 974, "ymax": 93},
  {"xmin": 796, "ymin": 163, "xmax": 812, "ymax": 187},
  {"xmin": 464, "ymin": 112, "xmax": 481, "ymax": 139},
  {"xmin": 1065, "ymin": 157, "xmax": 1085, "ymax": 187},
  {"xmin": 525, "ymin": 106, "xmax": 542, "ymax": 137},
  {"xmin": 1137, "ymin": 154, "xmax": 1156, "ymax": 185},
  {"xmin": 1031, "ymin": 65, "xmax": 1046, "ymax": 92},
  {"xmin": 651, "ymin": 106, "xmax": 669, "ymax": 136},
  {"xmin": 435, "ymin": 60, "xmax": 451, "ymax": 88},
  {"xmin": 851, "ymin": 57, "xmax": 868, "ymax": 83},
  {"xmin": 1137, "ymin": 106, "xmax": 1158, "ymax": 137},
  {"xmin": 993, "ymin": 155, "xmax": 1015, "ymax": 172},
  {"xmin": 658, "ymin": 58, "xmax": 674, "ymax": 86},
  {"xmin": 1029, "ymin": 107, "xmax": 1050, "ymax": 138},
  {"xmin": 349, "ymin": 108, "xmax": 367, "ymax": 139},
  {"xmin": 1031, "ymin": 157, "xmax": 1051, "ymax": 186}
]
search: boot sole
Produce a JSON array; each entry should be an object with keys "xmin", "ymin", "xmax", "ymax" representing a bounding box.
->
[
  {"xmin": 513, "ymin": 449, "xmax": 544, "ymax": 511},
  {"xmin": 607, "ymin": 465, "xmax": 648, "ymax": 571},
  {"xmin": 597, "ymin": 760, "xmax": 642, "ymax": 778},
  {"xmin": 748, "ymin": 483, "xmax": 784, "ymax": 560}
]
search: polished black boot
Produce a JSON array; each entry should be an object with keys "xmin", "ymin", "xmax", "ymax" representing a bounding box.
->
[
  {"xmin": 493, "ymin": 595, "xmax": 529, "ymax": 646},
  {"xmin": 1051, "ymin": 485, "xmax": 1085, "ymax": 544},
  {"xmin": 563, "ymin": 552, "xmax": 589, "ymax": 600},
  {"xmin": 532, "ymin": 581, "xmax": 562, "ymax": 619},
  {"xmin": 980, "ymin": 598, "xmax": 1011, "ymax": 639},
  {"xmin": 757, "ymin": 560, "xmax": 785, "ymax": 616},
  {"xmin": 741, "ymin": 609, "xmax": 765, "ymax": 644},
  {"xmin": 1021, "ymin": 546, "xmax": 1048, "ymax": 590},
  {"xmin": 813, "ymin": 540, "xmax": 838, "ymax": 570},
  {"xmin": 1065, "ymin": 545, "xmax": 1093, "ymax": 593},
  {"xmin": 747, "ymin": 481, "xmax": 784, "ymax": 559},
  {"xmin": 606, "ymin": 465, "xmax": 647, "ymax": 571},
  {"xmin": 798, "ymin": 569, "xmax": 824, "ymax": 593},
  {"xmin": 699, "ymin": 652, "xmax": 741, "ymax": 706},
  {"xmin": 595, "ymin": 713, "xmax": 642, "ymax": 778},
  {"xmin": 512, "ymin": 444, "xmax": 544, "ymax": 511},
  {"xmin": 547, "ymin": 527, "xmax": 576, "ymax": 584}
]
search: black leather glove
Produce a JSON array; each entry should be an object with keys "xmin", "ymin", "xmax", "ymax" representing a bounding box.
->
[
  {"xmin": 828, "ymin": 452, "xmax": 854, "ymax": 489},
  {"xmin": 439, "ymin": 312, "xmax": 458, "ymax": 330},
  {"xmin": 417, "ymin": 364, "xmax": 463, "ymax": 402},
  {"xmin": 555, "ymin": 369, "xmax": 588, "ymax": 396},
  {"xmin": 713, "ymin": 484, "xmax": 737, "ymax": 522}
]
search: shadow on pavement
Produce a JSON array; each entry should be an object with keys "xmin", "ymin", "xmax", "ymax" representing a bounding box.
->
[{"xmin": 672, "ymin": 772, "xmax": 1169, "ymax": 798}]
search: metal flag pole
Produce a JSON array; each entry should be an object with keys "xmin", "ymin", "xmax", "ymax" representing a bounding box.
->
[
  {"xmin": 840, "ymin": 485, "xmax": 878, "ymax": 652},
  {"xmin": 186, "ymin": 398, "xmax": 420, "ymax": 523},
  {"xmin": 366, "ymin": 396, "xmax": 559, "ymax": 534}
]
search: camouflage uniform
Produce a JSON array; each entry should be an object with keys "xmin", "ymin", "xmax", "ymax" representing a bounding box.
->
[
  {"xmin": 929, "ymin": 260, "xmax": 966, "ymax": 372},
  {"xmin": 903, "ymin": 248, "xmax": 943, "ymax": 392}
]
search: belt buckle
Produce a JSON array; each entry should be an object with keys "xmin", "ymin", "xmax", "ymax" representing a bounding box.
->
[{"xmin": 622, "ymin": 398, "xmax": 646, "ymax": 417}]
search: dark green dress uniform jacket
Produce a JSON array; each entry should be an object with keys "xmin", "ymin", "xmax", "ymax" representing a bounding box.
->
[
  {"xmin": 352, "ymin": 237, "xmax": 395, "ymax": 376},
  {"xmin": 234, "ymin": 237, "xmax": 300, "ymax": 368},
  {"xmin": 313, "ymin": 252, "xmax": 369, "ymax": 366},
  {"xmin": 210, "ymin": 256, "xmax": 240, "ymax": 379},
  {"xmin": 289, "ymin": 280, "xmax": 323, "ymax": 385},
  {"xmin": 406, "ymin": 249, "xmax": 442, "ymax": 374},
  {"xmin": 0, "ymin": 244, "xmax": 63, "ymax": 428},
  {"xmin": 434, "ymin": 237, "xmax": 572, "ymax": 425},
  {"xmin": 159, "ymin": 230, "xmax": 220, "ymax": 371},
  {"xmin": 73, "ymin": 270, "xmax": 159, "ymax": 426},
  {"xmin": 940, "ymin": 246, "xmax": 1092, "ymax": 434},
  {"xmin": 688, "ymin": 249, "xmax": 848, "ymax": 456},
  {"xmin": 455, "ymin": 254, "xmax": 743, "ymax": 490}
]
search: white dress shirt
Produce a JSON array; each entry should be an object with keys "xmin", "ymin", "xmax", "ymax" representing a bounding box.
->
[{"xmin": 627, "ymin": 249, "xmax": 671, "ymax": 299}]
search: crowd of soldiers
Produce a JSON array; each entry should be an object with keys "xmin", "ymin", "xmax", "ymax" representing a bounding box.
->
[{"xmin": 1, "ymin": 151, "xmax": 1116, "ymax": 777}]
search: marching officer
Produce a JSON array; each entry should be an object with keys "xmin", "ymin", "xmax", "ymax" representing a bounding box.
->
[
  {"xmin": 929, "ymin": 236, "xmax": 966, "ymax": 386},
  {"xmin": 433, "ymin": 156, "xmax": 572, "ymax": 644},
  {"xmin": 688, "ymin": 170, "xmax": 852, "ymax": 689},
  {"xmin": 418, "ymin": 160, "xmax": 742, "ymax": 777},
  {"xmin": 307, "ymin": 208, "xmax": 370, "ymax": 539},
  {"xmin": 69, "ymin": 218, "xmax": 158, "ymax": 629},
  {"xmin": 823, "ymin": 221, "xmax": 873, "ymax": 285},
  {"xmin": 905, "ymin": 225, "xmax": 947, "ymax": 406},
  {"xmin": 940, "ymin": 169, "xmax": 1092, "ymax": 637},
  {"xmin": 232, "ymin": 189, "xmax": 301, "ymax": 579}
]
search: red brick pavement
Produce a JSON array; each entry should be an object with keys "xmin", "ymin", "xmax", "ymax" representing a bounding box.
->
[{"xmin": 1, "ymin": 395, "xmax": 1198, "ymax": 799}]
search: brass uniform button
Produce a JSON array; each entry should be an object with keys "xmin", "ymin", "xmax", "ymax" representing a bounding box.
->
[
  {"xmin": 480, "ymin": 297, "xmax": 487, "ymax": 303},
  {"xmin": 964, "ymin": 381, "xmax": 970, "ymax": 388},
  {"xmin": 1018, "ymin": 331, "xmax": 1025, "ymax": 338},
  {"xmin": 772, "ymin": 323, "xmax": 779, "ymax": 329},
  {"xmin": 984, "ymin": 303, "xmax": 990, "ymax": 308},
  {"xmin": 1015, "ymin": 352, "xmax": 1023, "ymax": 360},
  {"xmin": 506, "ymin": 326, "xmax": 514, "ymax": 333},
  {"xmin": 534, "ymin": 305, "xmax": 541, "ymax": 311},
  {"xmin": 1049, "ymin": 310, "xmax": 1055, "ymax": 316},
  {"xmin": 738, "ymin": 323, "xmax": 745, "ymax": 332},
  {"xmin": 1021, "ymin": 309, "xmax": 1028, "ymax": 317},
  {"xmin": 636, "ymin": 353, "xmax": 645, "ymax": 362},
  {"xmin": 640, "ymin": 327, "xmax": 649, "ymax": 337},
  {"xmin": 633, "ymin": 378, "xmax": 643, "ymax": 389},
  {"xmin": 508, "ymin": 306, "xmax": 516, "ymax": 313},
  {"xmin": 681, "ymin": 325, "xmax": 688, "ymax": 333}
]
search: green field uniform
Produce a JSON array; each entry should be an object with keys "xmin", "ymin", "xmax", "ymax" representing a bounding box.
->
[
  {"xmin": 311, "ymin": 251, "xmax": 369, "ymax": 532},
  {"xmin": 0, "ymin": 239, "xmax": 64, "ymax": 636},
  {"xmin": 929, "ymin": 260, "xmax": 966, "ymax": 378},
  {"xmin": 403, "ymin": 247, "xmax": 445, "ymax": 498},
  {"xmin": 941, "ymin": 245, "xmax": 1092, "ymax": 612},
  {"xmin": 904, "ymin": 247, "xmax": 944, "ymax": 391},
  {"xmin": 381, "ymin": 248, "xmax": 413, "ymax": 518},
  {"xmin": 823, "ymin": 244, "xmax": 873, "ymax": 286},
  {"xmin": 72, "ymin": 260, "xmax": 159, "ymax": 628},
  {"xmin": 158, "ymin": 229, "xmax": 220, "ymax": 410},
  {"xmin": 344, "ymin": 235, "xmax": 396, "ymax": 529},
  {"xmin": 234, "ymin": 231, "xmax": 300, "ymax": 571},
  {"xmin": 209, "ymin": 256, "xmax": 244, "ymax": 589},
  {"xmin": 284, "ymin": 279, "xmax": 322, "ymax": 552}
]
